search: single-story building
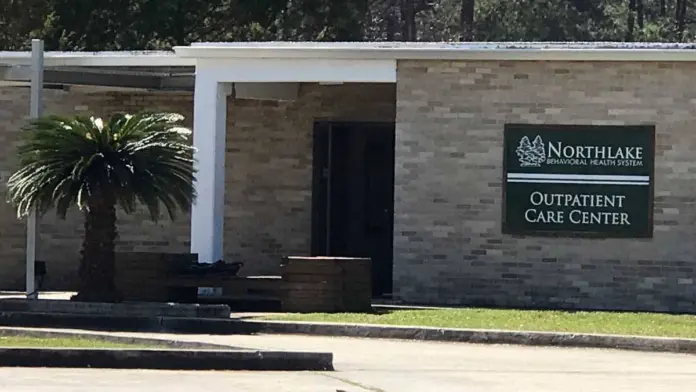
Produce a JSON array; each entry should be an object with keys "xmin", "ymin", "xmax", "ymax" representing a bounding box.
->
[{"xmin": 1, "ymin": 42, "xmax": 695, "ymax": 312}]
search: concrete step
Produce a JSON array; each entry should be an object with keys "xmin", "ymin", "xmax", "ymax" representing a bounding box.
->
[
  {"xmin": 198, "ymin": 296, "xmax": 281, "ymax": 312},
  {"xmin": 0, "ymin": 299, "xmax": 231, "ymax": 318}
]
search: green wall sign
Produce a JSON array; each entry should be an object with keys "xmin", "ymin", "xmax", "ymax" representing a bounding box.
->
[{"xmin": 503, "ymin": 124, "xmax": 655, "ymax": 238}]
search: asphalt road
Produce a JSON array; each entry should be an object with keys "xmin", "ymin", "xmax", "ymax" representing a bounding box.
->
[{"xmin": 1, "ymin": 332, "xmax": 695, "ymax": 391}]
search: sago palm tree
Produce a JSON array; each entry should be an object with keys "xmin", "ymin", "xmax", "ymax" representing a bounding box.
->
[{"xmin": 7, "ymin": 112, "xmax": 197, "ymax": 302}]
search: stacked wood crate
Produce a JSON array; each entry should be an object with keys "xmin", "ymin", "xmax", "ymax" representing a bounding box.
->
[{"xmin": 280, "ymin": 256, "xmax": 372, "ymax": 313}]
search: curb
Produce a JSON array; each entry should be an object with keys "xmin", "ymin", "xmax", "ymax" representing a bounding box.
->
[
  {"xmin": 245, "ymin": 320, "xmax": 696, "ymax": 355},
  {"xmin": 0, "ymin": 299, "xmax": 231, "ymax": 319},
  {"xmin": 0, "ymin": 311, "xmax": 165, "ymax": 332},
  {"xmin": 2, "ymin": 311, "xmax": 695, "ymax": 356},
  {"xmin": 0, "ymin": 347, "xmax": 334, "ymax": 371},
  {"xmin": 0, "ymin": 311, "xmax": 257, "ymax": 334}
]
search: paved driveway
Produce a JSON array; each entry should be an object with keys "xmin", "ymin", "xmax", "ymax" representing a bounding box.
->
[{"xmin": 1, "ymin": 332, "xmax": 695, "ymax": 391}]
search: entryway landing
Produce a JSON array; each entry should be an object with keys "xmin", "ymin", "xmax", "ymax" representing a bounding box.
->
[{"xmin": 311, "ymin": 121, "xmax": 395, "ymax": 297}]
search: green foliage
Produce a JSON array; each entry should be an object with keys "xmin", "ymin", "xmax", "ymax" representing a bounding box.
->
[
  {"xmin": 476, "ymin": 0, "xmax": 621, "ymax": 41},
  {"xmin": 44, "ymin": 0, "xmax": 143, "ymax": 50},
  {"xmin": 7, "ymin": 113, "xmax": 197, "ymax": 222},
  {"xmin": 3, "ymin": 0, "xmax": 696, "ymax": 50},
  {"xmin": 0, "ymin": 0, "xmax": 52, "ymax": 49}
]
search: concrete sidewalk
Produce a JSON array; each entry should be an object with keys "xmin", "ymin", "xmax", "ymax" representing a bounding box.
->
[
  {"xmin": 2, "ymin": 328, "xmax": 695, "ymax": 391},
  {"xmin": 0, "ymin": 291, "xmax": 75, "ymax": 300}
]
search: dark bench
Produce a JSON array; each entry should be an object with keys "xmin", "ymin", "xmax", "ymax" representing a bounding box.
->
[{"xmin": 115, "ymin": 253, "xmax": 246, "ymax": 303}]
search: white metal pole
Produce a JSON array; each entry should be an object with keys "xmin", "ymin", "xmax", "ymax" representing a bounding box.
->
[{"xmin": 26, "ymin": 39, "xmax": 43, "ymax": 299}]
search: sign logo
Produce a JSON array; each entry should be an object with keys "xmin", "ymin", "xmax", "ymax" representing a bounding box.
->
[{"xmin": 516, "ymin": 135, "xmax": 545, "ymax": 167}]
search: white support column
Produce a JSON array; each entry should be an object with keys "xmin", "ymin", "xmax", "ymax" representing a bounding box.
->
[{"xmin": 190, "ymin": 75, "xmax": 228, "ymax": 265}]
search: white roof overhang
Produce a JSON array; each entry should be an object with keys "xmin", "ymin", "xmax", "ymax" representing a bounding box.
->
[{"xmin": 174, "ymin": 42, "xmax": 696, "ymax": 62}]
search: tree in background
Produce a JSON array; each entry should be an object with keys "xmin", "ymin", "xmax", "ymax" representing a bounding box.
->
[
  {"xmin": 2, "ymin": 0, "xmax": 696, "ymax": 51},
  {"xmin": 460, "ymin": 0, "xmax": 476, "ymax": 41},
  {"xmin": 0, "ymin": 0, "xmax": 52, "ymax": 49}
]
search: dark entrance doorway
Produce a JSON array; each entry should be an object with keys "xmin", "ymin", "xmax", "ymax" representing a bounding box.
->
[{"xmin": 311, "ymin": 121, "xmax": 395, "ymax": 297}]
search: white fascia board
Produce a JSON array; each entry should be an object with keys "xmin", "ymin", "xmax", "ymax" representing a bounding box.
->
[
  {"xmin": 175, "ymin": 45, "xmax": 696, "ymax": 62},
  {"xmin": 197, "ymin": 58, "xmax": 396, "ymax": 83},
  {"xmin": 234, "ymin": 83, "xmax": 299, "ymax": 101},
  {"xmin": 0, "ymin": 51, "xmax": 195, "ymax": 67}
]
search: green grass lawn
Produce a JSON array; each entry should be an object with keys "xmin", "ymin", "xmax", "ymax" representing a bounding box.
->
[
  {"xmin": 0, "ymin": 336, "xmax": 163, "ymax": 349},
  {"xmin": 267, "ymin": 308, "xmax": 696, "ymax": 339}
]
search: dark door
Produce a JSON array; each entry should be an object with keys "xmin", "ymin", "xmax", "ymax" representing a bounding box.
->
[{"xmin": 312, "ymin": 121, "xmax": 395, "ymax": 297}]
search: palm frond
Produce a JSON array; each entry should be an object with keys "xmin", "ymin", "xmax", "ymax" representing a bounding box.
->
[{"xmin": 7, "ymin": 112, "xmax": 198, "ymax": 221}]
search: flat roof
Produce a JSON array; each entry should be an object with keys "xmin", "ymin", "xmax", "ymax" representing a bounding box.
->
[
  {"xmin": 0, "ymin": 51, "xmax": 192, "ymax": 67},
  {"xmin": 3, "ymin": 42, "xmax": 696, "ymax": 67},
  {"xmin": 175, "ymin": 41, "xmax": 696, "ymax": 62},
  {"xmin": 189, "ymin": 41, "xmax": 696, "ymax": 49}
]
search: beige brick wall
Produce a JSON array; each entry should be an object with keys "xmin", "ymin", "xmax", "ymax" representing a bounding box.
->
[
  {"xmin": 224, "ymin": 83, "xmax": 395, "ymax": 276},
  {"xmin": 0, "ymin": 83, "xmax": 395, "ymax": 290},
  {"xmin": 394, "ymin": 60, "xmax": 696, "ymax": 312}
]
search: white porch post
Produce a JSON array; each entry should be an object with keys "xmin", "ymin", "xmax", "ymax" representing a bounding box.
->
[{"xmin": 190, "ymin": 74, "xmax": 228, "ymax": 264}]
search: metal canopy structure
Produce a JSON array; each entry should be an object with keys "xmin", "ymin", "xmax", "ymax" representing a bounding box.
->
[
  {"xmin": 1, "ymin": 65, "xmax": 195, "ymax": 91},
  {"xmin": 1, "ymin": 43, "xmax": 198, "ymax": 299},
  {"xmin": 25, "ymin": 40, "xmax": 42, "ymax": 299},
  {"xmin": 0, "ymin": 49, "xmax": 195, "ymax": 92}
]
